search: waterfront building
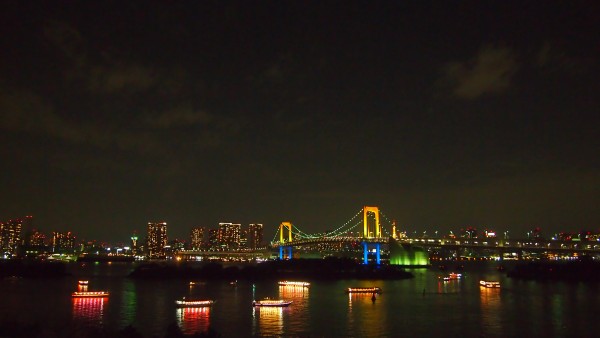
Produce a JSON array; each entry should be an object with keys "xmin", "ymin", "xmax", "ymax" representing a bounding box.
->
[
  {"xmin": 52, "ymin": 231, "xmax": 76, "ymax": 252},
  {"xmin": 168, "ymin": 239, "xmax": 185, "ymax": 253},
  {"xmin": 217, "ymin": 222, "xmax": 241, "ymax": 250},
  {"xmin": 0, "ymin": 218, "xmax": 23, "ymax": 257},
  {"xmin": 207, "ymin": 228, "xmax": 219, "ymax": 250},
  {"xmin": 147, "ymin": 222, "xmax": 167, "ymax": 258},
  {"xmin": 248, "ymin": 223, "xmax": 264, "ymax": 249},
  {"xmin": 191, "ymin": 227, "xmax": 206, "ymax": 250},
  {"xmin": 28, "ymin": 229, "xmax": 46, "ymax": 246},
  {"xmin": 240, "ymin": 228, "xmax": 248, "ymax": 248}
]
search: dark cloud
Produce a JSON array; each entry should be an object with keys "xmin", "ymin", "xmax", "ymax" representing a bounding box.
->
[
  {"xmin": 0, "ymin": 86, "xmax": 164, "ymax": 154},
  {"xmin": 145, "ymin": 105, "xmax": 212, "ymax": 129},
  {"xmin": 89, "ymin": 64, "xmax": 157, "ymax": 93},
  {"xmin": 443, "ymin": 45, "xmax": 518, "ymax": 99},
  {"xmin": 43, "ymin": 20, "xmax": 87, "ymax": 68}
]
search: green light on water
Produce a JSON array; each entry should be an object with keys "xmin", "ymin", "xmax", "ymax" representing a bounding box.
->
[{"xmin": 389, "ymin": 238, "xmax": 429, "ymax": 266}]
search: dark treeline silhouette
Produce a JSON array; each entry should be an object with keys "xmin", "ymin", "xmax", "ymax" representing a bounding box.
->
[
  {"xmin": 0, "ymin": 260, "xmax": 67, "ymax": 278},
  {"xmin": 0, "ymin": 321, "xmax": 220, "ymax": 338},
  {"xmin": 507, "ymin": 256, "xmax": 600, "ymax": 282},
  {"xmin": 129, "ymin": 257, "xmax": 413, "ymax": 280}
]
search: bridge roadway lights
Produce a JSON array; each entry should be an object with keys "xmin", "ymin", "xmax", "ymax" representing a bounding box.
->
[
  {"xmin": 278, "ymin": 246, "xmax": 293, "ymax": 260},
  {"xmin": 362, "ymin": 241, "xmax": 381, "ymax": 265}
]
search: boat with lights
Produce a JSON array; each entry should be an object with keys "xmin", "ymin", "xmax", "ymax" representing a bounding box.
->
[
  {"xmin": 252, "ymin": 298, "xmax": 293, "ymax": 307},
  {"xmin": 175, "ymin": 298, "xmax": 215, "ymax": 307},
  {"xmin": 479, "ymin": 280, "xmax": 500, "ymax": 288},
  {"xmin": 72, "ymin": 291, "xmax": 109, "ymax": 298},
  {"xmin": 346, "ymin": 287, "xmax": 381, "ymax": 294},
  {"xmin": 278, "ymin": 281, "xmax": 310, "ymax": 287},
  {"xmin": 440, "ymin": 272, "xmax": 462, "ymax": 281},
  {"xmin": 72, "ymin": 280, "xmax": 108, "ymax": 297},
  {"xmin": 189, "ymin": 281, "xmax": 206, "ymax": 286}
]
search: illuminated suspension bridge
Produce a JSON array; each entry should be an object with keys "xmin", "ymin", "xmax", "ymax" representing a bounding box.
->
[
  {"xmin": 270, "ymin": 206, "xmax": 600, "ymax": 264},
  {"xmin": 271, "ymin": 206, "xmax": 398, "ymax": 264}
]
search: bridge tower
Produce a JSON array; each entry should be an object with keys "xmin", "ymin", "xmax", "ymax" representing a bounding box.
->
[
  {"xmin": 280, "ymin": 222, "xmax": 293, "ymax": 243},
  {"xmin": 363, "ymin": 206, "xmax": 381, "ymax": 238},
  {"xmin": 279, "ymin": 222, "xmax": 293, "ymax": 260},
  {"xmin": 362, "ymin": 206, "xmax": 382, "ymax": 265}
]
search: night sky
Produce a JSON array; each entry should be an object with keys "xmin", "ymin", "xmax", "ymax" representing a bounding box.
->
[{"xmin": 1, "ymin": 1, "xmax": 599, "ymax": 243}]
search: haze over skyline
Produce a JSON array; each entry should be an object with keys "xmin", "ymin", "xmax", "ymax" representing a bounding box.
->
[{"xmin": 1, "ymin": 1, "xmax": 599, "ymax": 243}]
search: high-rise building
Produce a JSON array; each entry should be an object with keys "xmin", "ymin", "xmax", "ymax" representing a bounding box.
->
[
  {"xmin": 191, "ymin": 227, "xmax": 205, "ymax": 250},
  {"xmin": 217, "ymin": 222, "xmax": 241, "ymax": 250},
  {"xmin": 207, "ymin": 229, "xmax": 219, "ymax": 250},
  {"xmin": 28, "ymin": 229, "xmax": 46, "ymax": 246},
  {"xmin": 147, "ymin": 222, "xmax": 167, "ymax": 258},
  {"xmin": 248, "ymin": 223, "xmax": 264, "ymax": 249},
  {"xmin": 0, "ymin": 218, "xmax": 23, "ymax": 256},
  {"xmin": 240, "ymin": 228, "xmax": 248, "ymax": 249},
  {"xmin": 52, "ymin": 231, "xmax": 76, "ymax": 252}
]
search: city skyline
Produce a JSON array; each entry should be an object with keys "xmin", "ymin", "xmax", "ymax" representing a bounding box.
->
[
  {"xmin": 1, "ymin": 213, "xmax": 591, "ymax": 248},
  {"xmin": 1, "ymin": 2, "xmax": 598, "ymax": 243}
]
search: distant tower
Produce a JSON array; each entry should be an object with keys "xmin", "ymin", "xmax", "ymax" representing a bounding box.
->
[
  {"xmin": 146, "ymin": 222, "xmax": 167, "ymax": 258},
  {"xmin": 130, "ymin": 232, "xmax": 139, "ymax": 255},
  {"xmin": 392, "ymin": 220, "xmax": 398, "ymax": 239}
]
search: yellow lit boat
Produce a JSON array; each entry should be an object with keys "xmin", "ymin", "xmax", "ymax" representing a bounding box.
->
[
  {"xmin": 479, "ymin": 280, "xmax": 500, "ymax": 288},
  {"xmin": 278, "ymin": 281, "xmax": 310, "ymax": 287},
  {"xmin": 175, "ymin": 299, "xmax": 215, "ymax": 307},
  {"xmin": 72, "ymin": 291, "xmax": 109, "ymax": 297},
  {"xmin": 252, "ymin": 298, "xmax": 293, "ymax": 307},
  {"xmin": 346, "ymin": 287, "xmax": 381, "ymax": 294}
]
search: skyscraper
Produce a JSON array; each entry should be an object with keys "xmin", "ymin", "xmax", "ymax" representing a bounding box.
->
[
  {"xmin": 130, "ymin": 232, "xmax": 139, "ymax": 256},
  {"xmin": 191, "ymin": 227, "xmax": 205, "ymax": 250},
  {"xmin": 217, "ymin": 222, "xmax": 241, "ymax": 250},
  {"xmin": 248, "ymin": 223, "xmax": 264, "ymax": 249},
  {"xmin": 0, "ymin": 218, "xmax": 23, "ymax": 257},
  {"xmin": 208, "ymin": 228, "xmax": 219, "ymax": 250},
  {"xmin": 147, "ymin": 222, "xmax": 167, "ymax": 258}
]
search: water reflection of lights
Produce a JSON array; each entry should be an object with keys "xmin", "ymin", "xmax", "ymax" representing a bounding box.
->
[
  {"xmin": 480, "ymin": 284, "xmax": 502, "ymax": 334},
  {"xmin": 279, "ymin": 285, "xmax": 309, "ymax": 299},
  {"xmin": 176, "ymin": 307, "xmax": 211, "ymax": 335},
  {"xmin": 252, "ymin": 305, "xmax": 284, "ymax": 336},
  {"xmin": 348, "ymin": 292, "xmax": 377, "ymax": 305},
  {"xmin": 480, "ymin": 286, "xmax": 501, "ymax": 304},
  {"xmin": 72, "ymin": 297, "xmax": 107, "ymax": 324},
  {"xmin": 437, "ymin": 279, "xmax": 461, "ymax": 294}
]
